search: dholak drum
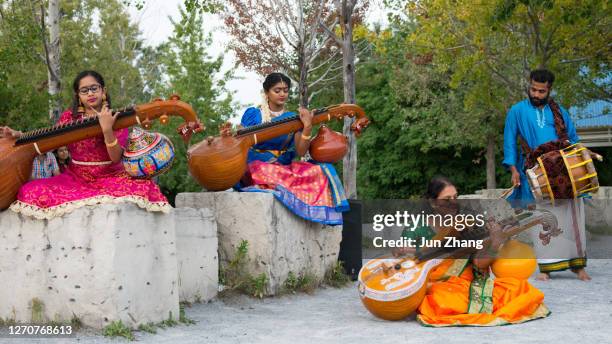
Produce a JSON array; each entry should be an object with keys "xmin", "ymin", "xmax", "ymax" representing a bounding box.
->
[{"xmin": 526, "ymin": 143, "xmax": 601, "ymax": 202}]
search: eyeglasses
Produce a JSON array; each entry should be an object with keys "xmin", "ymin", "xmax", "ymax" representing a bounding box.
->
[{"xmin": 78, "ymin": 84, "xmax": 102, "ymax": 95}]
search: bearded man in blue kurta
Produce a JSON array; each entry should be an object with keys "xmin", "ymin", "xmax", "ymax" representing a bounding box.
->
[{"xmin": 503, "ymin": 69, "xmax": 591, "ymax": 282}]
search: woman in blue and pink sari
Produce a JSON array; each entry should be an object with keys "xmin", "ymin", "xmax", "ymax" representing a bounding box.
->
[{"xmin": 237, "ymin": 73, "xmax": 348, "ymax": 225}]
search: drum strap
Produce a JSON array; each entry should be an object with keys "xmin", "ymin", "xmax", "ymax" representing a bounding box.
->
[{"xmin": 518, "ymin": 98, "xmax": 570, "ymax": 168}]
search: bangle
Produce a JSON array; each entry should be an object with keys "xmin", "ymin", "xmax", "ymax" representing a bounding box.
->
[
  {"xmin": 301, "ymin": 132, "xmax": 311, "ymax": 140},
  {"xmin": 105, "ymin": 138, "xmax": 118, "ymax": 148}
]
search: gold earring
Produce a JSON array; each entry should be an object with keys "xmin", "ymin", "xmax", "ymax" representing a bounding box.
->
[{"xmin": 102, "ymin": 93, "xmax": 108, "ymax": 108}]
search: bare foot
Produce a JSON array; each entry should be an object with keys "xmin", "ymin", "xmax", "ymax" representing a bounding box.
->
[
  {"xmin": 536, "ymin": 272, "xmax": 550, "ymax": 281},
  {"xmin": 572, "ymin": 268, "xmax": 592, "ymax": 281}
]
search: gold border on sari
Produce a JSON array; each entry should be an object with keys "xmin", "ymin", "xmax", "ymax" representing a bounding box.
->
[{"xmin": 467, "ymin": 276, "xmax": 494, "ymax": 314}]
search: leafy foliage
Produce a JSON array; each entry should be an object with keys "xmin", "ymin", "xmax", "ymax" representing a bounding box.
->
[
  {"xmin": 103, "ymin": 320, "xmax": 135, "ymax": 341},
  {"xmin": 354, "ymin": 22, "xmax": 511, "ymax": 198},
  {"xmin": 219, "ymin": 240, "xmax": 271, "ymax": 298},
  {"xmin": 283, "ymin": 271, "xmax": 317, "ymax": 294},
  {"xmin": 406, "ymin": 0, "xmax": 611, "ymax": 137},
  {"xmin": 323, "ymin": 261, "xmax": 350, "ymax": 288},
  {"xmin": 151, "ymin": 6, "xmax": 235, "ymax": 203},
  {"xmin": 348, "ymin": 1, "xmax": 611, "ymax": 197},
  {"xmin": 0, "ymin": 1, "xmax": 51, "ymax": 129},
  {"xmin": 0, "ymin": 0, "xmax": 609, "ymax": 203}
]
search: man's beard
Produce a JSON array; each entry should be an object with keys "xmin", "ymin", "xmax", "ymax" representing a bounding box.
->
[{"xmin": 529, "ymin": 94, "xmax": 549, "ymax": 107}]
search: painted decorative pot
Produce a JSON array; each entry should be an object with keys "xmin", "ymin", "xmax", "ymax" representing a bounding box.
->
[{"xmin": 122, "ymin": 127, "xmax": 175, "ymax": 179}]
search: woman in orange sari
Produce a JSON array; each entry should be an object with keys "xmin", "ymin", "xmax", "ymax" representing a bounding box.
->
[{"xmin": 399, "ymin": 176, "xmax": 550, "ymax": 327}]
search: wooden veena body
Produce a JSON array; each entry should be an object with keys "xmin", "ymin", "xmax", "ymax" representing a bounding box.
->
[
  {"xmin": 357, "ymin": 210, "xmax": 558, "ymax": 321},
  {"xmin": 526, "ymin": 143, "xmax": 602, "ymax": 203},
  {"xmin": 187, "ymin": 104, "xmax": 369, "ymax": 191},
  {"xmin": 0, "ymin": 96, "xmax": 202, "ymax": 210}
]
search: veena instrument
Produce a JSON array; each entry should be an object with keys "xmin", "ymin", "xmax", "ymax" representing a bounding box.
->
[
  {"xmin": 0, "ymin": 96, "xmax": 202, "ymax": 210},
  {"xmin": 187, "ymin": 104, "xmax": 369, "ymax": 191}
]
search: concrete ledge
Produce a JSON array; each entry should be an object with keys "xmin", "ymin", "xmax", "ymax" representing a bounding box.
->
[
  {"xmin": 176, "ymin": 192, "xmax": 342, "ymax": 295},
  {"xmin": 0, "ymin": 204, "xmax": 179, "ymax": 329},
  {"xmin": 175, "ymin": 207, "xmax": 218, "ymax": 303}
]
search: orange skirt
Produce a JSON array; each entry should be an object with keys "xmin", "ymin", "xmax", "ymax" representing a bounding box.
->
[{"xmin": 417, "ymin": 262, "xmax": 550, "ymax": 327}]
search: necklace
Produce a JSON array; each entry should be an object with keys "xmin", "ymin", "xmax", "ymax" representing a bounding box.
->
[
  {"xmin": 269, "ymin": 108, "xmax": 285, "ymax": 117},
  {"xmin": 536, "ymin": 108, "xmax": 546, "ymax": 129}
]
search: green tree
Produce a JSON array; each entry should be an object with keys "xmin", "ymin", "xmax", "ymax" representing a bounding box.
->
[
  {"xmin": 59, "ymin": 0, "xmax": 147, "ymax": 107},
  {"xmin": 1, "ymin": 0, "xmax": 148, "ymax": 129},
  {"xmin": 404, "ymin": 0, "xmax": 611, "ymax": 188},
  {"xmin": 138, "ymin": 45, "xmax": 167, "ymax": 101},
  {"xmin": 152, "ymin": 6, "xmax": 235, "ymax": 203},
  {"xmin": 336, "ymin": 20, "xmax": 518, "ymax": 199},
  {"xmin": 0, "ymin": 1, "xmax": 50, "ymax": 130}
]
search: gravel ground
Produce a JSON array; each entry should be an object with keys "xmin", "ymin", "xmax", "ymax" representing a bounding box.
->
[{"xmin": 7, "ymin": 235, "xmax": 612, "ymax": 344}]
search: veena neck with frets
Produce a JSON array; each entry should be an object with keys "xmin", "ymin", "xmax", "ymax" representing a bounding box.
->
[
  {"xmin": 13, "ymin": 96, "xmax": 202, "ymax": 154},
  {"xmin": 235, "ymin": 104, "xmax": 368, "ymax": 144},
  {"xmin": 414, "ymin": 210, "xmax": 556, "ymax": 262},
  {"xmin": 15, "ymin": 108, "xmax": 135, "ymax": 148},
  {"xmin": 186, "ymin": 103, "xmax": 369, "ymax": 192}
]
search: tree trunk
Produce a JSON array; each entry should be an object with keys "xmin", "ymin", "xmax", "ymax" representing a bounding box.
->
[
  {"xmin": 340, "ymin": 1, "xmax": 357, "ymax": 199},
  {"xmin": 47, "ymin": 0, "xmax": 62, "ymax": 123},
  {"xmin": 299, "ymin": 64, "xmax": 309, "ymax": 108},
  {"xmin": 296, "ymin": 39, "xmax": 309, "ymax": 108},
  {"xmin": 486, "ymin": 136, "xmax": 496, "ymax": 189}
]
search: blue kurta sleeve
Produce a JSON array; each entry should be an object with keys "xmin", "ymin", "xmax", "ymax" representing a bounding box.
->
[
  {"xmin": 502, "ymin": 106, "xmax": 519, "ymax": 168},
  {"xmin": 560, "ymin": 106, "xmax": 580, "ymax": 144},
  {"xmin": 241, "ymin": 107, "xmax": 262, "ymax": 128}
]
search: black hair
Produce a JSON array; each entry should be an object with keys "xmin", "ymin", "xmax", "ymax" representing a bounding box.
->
[
  {"xmin": 423, "ymin": 176, "xmax": 456, "ymax": 199},
  {"xmin": 263, "ymin": 72, "xmax": 291, "ymax": 92},
  {"xmin": 70, "ymin": 70, "xmax": 111, "ymax": 119},
  {"xmin": 529, "ymin": 69, "xmax": 555, "ymax": 86},
  {"xmin": 54, "ymin": 146, "xmax": 71, "ymax": 166}
]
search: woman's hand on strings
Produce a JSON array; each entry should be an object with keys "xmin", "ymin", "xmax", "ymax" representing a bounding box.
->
[
  {"xmin": 98, "ymin": 104, "xmax": 119, "ymax": 134},
  {"xmin": 486, "ymin": 217, "xmax": 505, "ymax": 251},
  {"xmin": 298, "ymin": 107, "xmax": 313, "ymax": 131},
  {"xmin": 0, "ymin": 126, "xmax": 22, "ymax": 139},
  {"xmin": 219, "ymin": 122, "xmax": 233, "ymax": 137},
  {"xmin": 295, "ymin": 107, "xmax": 314, "ymax": 157}
]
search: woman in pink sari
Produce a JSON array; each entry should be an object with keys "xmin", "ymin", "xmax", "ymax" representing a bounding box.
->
[{"xmin": 0, "ymin": 70, "xmax": 170, "ymax": 219}]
